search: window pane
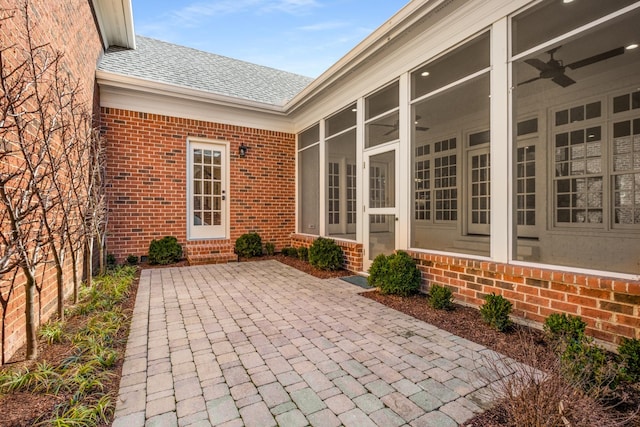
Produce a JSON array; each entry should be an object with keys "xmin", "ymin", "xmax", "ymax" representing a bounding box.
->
[
  {"xmin": 326, "ymin": 104, "xmax": 356, "ymax": 137},
  {"xmin": 299, "ymin": 123, "xmax": 319, "ymax": 149},
  {"xmin": 412, "ymin": 32, "xmax": 490, "ymax": 100},
  {"xmin": 365, "ymin": 81, "xmax": 399, "ymax": 120},
  {"xmin": 512, "ymin": 0, "xmax": 637, "ymax": 55}
]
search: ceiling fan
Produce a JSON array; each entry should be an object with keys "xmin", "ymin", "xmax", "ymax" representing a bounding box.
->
[
  {"xmin": 373, "ymin": 116, "xmax": 430, "ymax": 135},
  {"xmin": 519, "ymin": 45, "xmax": 625, "ymax": 87}
]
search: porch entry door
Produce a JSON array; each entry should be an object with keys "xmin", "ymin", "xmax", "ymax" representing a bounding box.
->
[
  {"xmin": 188, "ymin": 141, "xmax": 227, "ymax": 239},
  {"xmin": 364, "ymin": 146, "xmax": 399, "ymax": 270}
]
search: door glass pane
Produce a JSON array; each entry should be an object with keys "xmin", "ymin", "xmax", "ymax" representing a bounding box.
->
[
  {"xmin": 192, "ymin": 147, "xmax": 222, "ymax": 228},
  {"xmin": 470, "ymin": 152, "xmax": 491, "ymax": 227},
  {"xmin": 369, "ymin": 214, "xmax": 395, "ymax": 261},
  {"xmin": 369, "ymin": 151, "xmax": 395, "ymax": 208}
]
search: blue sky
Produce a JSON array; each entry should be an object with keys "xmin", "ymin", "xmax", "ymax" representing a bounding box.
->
[{"xmin": 132, "ymin": 0, "xmax": 409, "ymax": 77}]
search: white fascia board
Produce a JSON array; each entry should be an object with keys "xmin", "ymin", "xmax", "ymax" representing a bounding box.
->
[
  {"xmin": 92, "ymin": 0, "xmax": 136, "ymax": 49},
  {"xmin": 98, "ymin": 74, "xmax": 294, "ymax": 133},
  {"xmin": 96, "ymin": 70, "xmax": 288, "ymax": 114}
]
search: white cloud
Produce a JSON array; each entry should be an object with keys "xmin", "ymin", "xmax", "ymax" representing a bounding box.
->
[{"xmin": 297, "ymin": 21, "xmax": 348, "ymax": 31}]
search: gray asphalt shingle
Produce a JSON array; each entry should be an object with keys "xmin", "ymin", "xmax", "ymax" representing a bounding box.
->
[{"xmin": 98, "ymin": 36, "xmax": 314, "ymax": 107}]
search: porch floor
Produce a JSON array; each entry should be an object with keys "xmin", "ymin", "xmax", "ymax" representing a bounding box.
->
[{"xmin": 112, "ymin": 260, "xmax": 523, "ymax": 426}]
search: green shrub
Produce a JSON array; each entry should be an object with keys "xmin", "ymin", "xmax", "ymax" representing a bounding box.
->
[
  {"xmin": 264, "ymin": 242, "xmax": 275, "ymax": 256},
  {"xmin": 234, "ymin": 233, "xmax": 263, "ymax": 258},
  {"xmin": 480, "ymin": 293, "xmax": 512, "ymax": 332},
  {"xmin": 126, "ymin": 254, "xmax": 138, "ymax": 265},
  {"xmin": 428, "ymin": 284, "xmax": 454, "ymax": 310},
  {"xmin": 618, "ymin": 337, "xmax": 640, "ymax": 382},
  {"xmin": 148, "ymin": 236, "xmax": 183, "ymax": 265},
  {"xmin": 561, "ymin": 338, "xmax": 618, "ymax": 394},
  {"xmin": 367, "ymin": 254, "xmax": 390, "ymax": 288},
  {"xmin": 379, "ymin": 251, "xmax": 421, "ymax": 296},
  {"xmin": 544, "ymin": 313, "xmax": 586, "ymax": 344},
  {"xmin": 106, "ymin": 254, "xmax": 116, "ymax": 267},
  {"xmin": 297, "ymin": 246, "xmax": 308, "ymax": 261},
  {"xmin": 308, "ymin": 238, "xmax": 343, "ymax": 271},
  {"xmin": 281, "ymin": 247, "xmax": 297, "ymax": 257}
]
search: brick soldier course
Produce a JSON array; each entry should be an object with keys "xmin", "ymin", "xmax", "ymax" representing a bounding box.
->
[{"xmin": 113, "ymin": 261, "xmax": 527, "ymax": 427}]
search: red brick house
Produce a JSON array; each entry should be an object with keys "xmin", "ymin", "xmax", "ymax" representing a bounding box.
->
[{"xmin": 2, "ymin": 0, "xmax": 639, "ymax": 363}]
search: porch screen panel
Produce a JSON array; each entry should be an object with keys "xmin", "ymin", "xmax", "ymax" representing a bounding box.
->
[
  {"xmin": 326, "ymin": 105, "xmax": 357, "ymax": 239},
  {"xmin": 298, "ymin": 125, "xmax": 320, "ymax": 235},
  {"xmin": 512, "ymin": 2, "xmax": 640, "ymax": 273},
  {"xmin": 410, "ymin": 29, "xmax": 490, "ymax": 257}
]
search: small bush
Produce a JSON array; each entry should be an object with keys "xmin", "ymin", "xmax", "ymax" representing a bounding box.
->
[
  {"xmin": 106, "ymin": 254, "xmax": 116, "ymax": 267},
  {"xmin": 379, "ymin": 251, "xmax": 421, "ymax": 296},
  {"xmin": 126, "ymin": 254, "xmax": 138, "ymax": 265},
  {"xmin": 428, "ymin": 284, "xmax": 453, "ymax": 310},
  {"xmin": 480, "ymin": 293, "xmax": 512, "ymax": 332},
  {"xmin": 308, "ymin": 238, "xmax": 343, "ymax": 271},
  {"xmin": 297, "ymin": 246, "xmax": 308, "ymax": 261},
  {"xmin": 264, "ymin": 242, "xmax": 275, "ymax": 256},
  {"xmin": 234, "ymin": 233, "xmax": 263, "ymax": 258},
  {"xmin": 281, "ymin": 247, "xmax": 297, "ymax": 257},
  {"xmin": 367, "ymin": 254, "xmax": 389, "ymax": 288},
  {"xmin": 148, "ymin": 236, "xmax": 183, "ymax": 265},
  {"xmin": 544, "ymin": 313, "xmax": 586, "ymax": 344},
  {"xmin": 561, "ymin": 338, "xmax": 618, "ymax": 395},
  {"xmin": 618, "ymin": 337, "xmax": 640, "ymax": 383}
]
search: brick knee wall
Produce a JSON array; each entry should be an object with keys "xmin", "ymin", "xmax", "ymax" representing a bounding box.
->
[{"xmin": 408, "ymin": 251, "xmax": 640, "ymax": 345}]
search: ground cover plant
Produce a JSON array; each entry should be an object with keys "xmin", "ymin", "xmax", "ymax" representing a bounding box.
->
[{"xmin": 0, "ymin": 266, "xmax": 138, "ymax": 426}]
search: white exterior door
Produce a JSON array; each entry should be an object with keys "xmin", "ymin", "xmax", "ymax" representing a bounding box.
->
[
  {"xmin": 188, "ymin": 140, "xmax": 228, "ymax": 239},
  {"xmin": 364, "ymin": 146, "xmax": 399, "ymax": 270}
]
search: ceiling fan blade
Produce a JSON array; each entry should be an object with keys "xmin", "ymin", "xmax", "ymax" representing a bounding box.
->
[
  {"xmin": 551, "ymin": 74, "xmax": 576, "ymax": 87},
  {"xmin": 566, "ymin": 46, "xmax": 625, "ymax": 70},
  {"xmin": 524, "ymin": 58, "xmax": 552, "ymax": 72},
  {"xmin": 415, "ymin": 126, "xmax": 429, "ymax": 132},
  {"xmin": 371, "ymin": 123, "xmax": 396, "ymax": 128},
  {"xmin": 518, "ymin": 76, "xmax": 542, "ymax": 86}
]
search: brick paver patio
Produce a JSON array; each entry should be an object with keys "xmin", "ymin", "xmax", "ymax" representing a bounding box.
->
[{"xmin": 112, "ymin": 260, "xmax": 522, "ymax": 427}]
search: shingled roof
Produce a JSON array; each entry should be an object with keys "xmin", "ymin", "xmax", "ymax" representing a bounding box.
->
[{"xmin": 98, "ymin": 36, "xmax": 314, "ymax": 107}]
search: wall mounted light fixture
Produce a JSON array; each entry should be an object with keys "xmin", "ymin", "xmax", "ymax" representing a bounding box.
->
[{"xmin": 239, "ymin": 143, "xmax": 248, "ymax": 157}]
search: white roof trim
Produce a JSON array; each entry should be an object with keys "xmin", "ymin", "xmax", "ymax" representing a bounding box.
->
[
  {"xmin": 92, "ymin": 0, "xmax": 136, "ymax": 49},
  {"xmin": 96, "ymin": 70, "xmax": 288, "ymax": 115}
]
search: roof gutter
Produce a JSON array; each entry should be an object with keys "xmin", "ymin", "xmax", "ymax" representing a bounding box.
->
[
  {"xmin": 92, "ymin": 0, "xmax": 136, "ymax": 49},
  {"xmin": 96, "ymin": 70, "xmax": 289, "ymax": 115},
  {"xmin": 284, "ymin": 0, "xmax": 447, "ymax": 113}
]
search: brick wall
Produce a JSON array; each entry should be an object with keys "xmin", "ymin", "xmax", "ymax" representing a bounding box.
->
[
  {"xmin": 101, "ymin": 108, "xmax": 296, "ymax": 263},
  {"xmin": 408, "ymin": 251, "xmax": 640, "ymax": 344},
  {"xmin": 290, "ymin": 234, "xmax": 363, "ymax": 275},
  {"xmin": 0, "ymin": 0, "xmax": 103, "ymax": 363}
]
